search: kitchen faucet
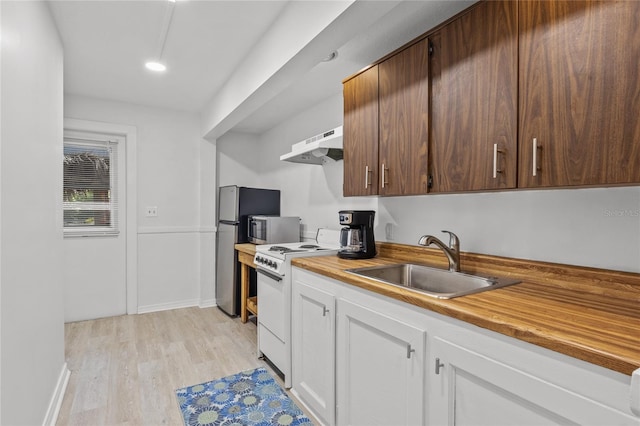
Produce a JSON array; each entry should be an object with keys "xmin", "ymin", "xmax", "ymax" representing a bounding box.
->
[{"xmin": 418, "ymin": 230, "xmax": 461, "ymax": 272}]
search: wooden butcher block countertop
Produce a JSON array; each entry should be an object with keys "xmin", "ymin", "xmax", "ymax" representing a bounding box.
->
[
  {"xmin": 235, "ymin": 243, "xmax": 257, "ymax": 256},
  {"xmin": 291, "ymin": 242, "xmax": 640, "ymax": 376}
]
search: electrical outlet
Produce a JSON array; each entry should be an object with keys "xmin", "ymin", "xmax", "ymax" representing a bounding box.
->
[
  {"xmin": 385, "ymin": 223, "xmax": 394, "ymax": 240},
  {"xmin": 146, "ymin": 206, "xmax": 158, "ymax": 217}
]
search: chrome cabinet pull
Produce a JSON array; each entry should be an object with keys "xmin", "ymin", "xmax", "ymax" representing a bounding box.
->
[
  {"xmin": 492, "ymin": 143, "xmax": 503, "ymax": 179},
  {"xmin": 322, "ymin": 306, "xmax": 329, "ymax": 316},
  {"xmin": 364, "ymin": 165, "xmax": 369, "ymax": 188},
  {"xmin": 406, "ymin": 344, "xmax": 415, "ymax": 359},
  {"xmin": 532, "ymin": 138, "xmax": 542, "ymax": 177},
  {"xmin": 364, "ymin": 165, "xmax": 373, "ymax": 188},
  {"xmin": 435, "ymin": 357, "xmax": 445, "ymax": 375},
  {"xmin": 381, "ymin": 163, "xmax": 389, "ymax": 188}
]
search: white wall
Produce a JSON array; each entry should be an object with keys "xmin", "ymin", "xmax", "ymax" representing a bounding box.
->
[
  {"xmin": 378, "ymin": 187, "xmax": 640, "ymax": 273},
  {"xmin": 199, "ymin": 139, "xmax": 216, "ymax": 305},
  {"xmin": 217, "ymin": 93, "xmax": 376, "ymax": 239},
  {"xmin": 219, "ymin": 93, "xmax": 640, "ymax": 272},
  {"xmin": 64, "ymin": 95, "xmax": 212, "ymax": 312},
  {"xmin": 0, "ymin": 2, "xmax": 66, "ymax": 424},
  {"xmin": 255, "ymin": 93, "xmax": 376, "ymax": 238},
  {"xmin": 216, "ymin": 132, "xmax": 261, "ymax": 189}
]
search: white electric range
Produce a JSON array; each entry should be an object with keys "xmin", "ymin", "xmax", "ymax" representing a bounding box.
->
[{"xmin": 254, "ymin": 228, "xmax": 341, "ymax": 388}]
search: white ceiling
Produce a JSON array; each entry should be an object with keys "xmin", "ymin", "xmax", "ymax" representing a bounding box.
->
[
  {"xmin": 49, "ymin": 0, "xmax": 289, "ymax": 112},
  {"xmin": 49, "ymin": 0, "xmax": 474, "ymax": 135}
]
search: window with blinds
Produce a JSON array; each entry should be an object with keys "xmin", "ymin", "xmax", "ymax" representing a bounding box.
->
[{"xmin": 63, "ymin": 138, "xmax": 119, "ymax": 236}]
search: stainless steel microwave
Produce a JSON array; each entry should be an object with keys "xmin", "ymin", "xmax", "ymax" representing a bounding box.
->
[{"xmin": 248, "ymin": 215, "xmax": 301, "ymax": 245}]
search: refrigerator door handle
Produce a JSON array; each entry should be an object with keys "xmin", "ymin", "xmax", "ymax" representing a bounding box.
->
[{"xmin": 219, "ymin": 220, "xmax": 240, "ymax": 226}]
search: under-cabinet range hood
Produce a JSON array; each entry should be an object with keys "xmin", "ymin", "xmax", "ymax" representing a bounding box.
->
[{"xmin": 280, "ymin": 126, "xmax": 343, "ymax": 165}]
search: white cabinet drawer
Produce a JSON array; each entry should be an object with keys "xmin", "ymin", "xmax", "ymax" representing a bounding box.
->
[{"xmin": 258, "ymin": 323, "xmax": 286, "ymax": 373}]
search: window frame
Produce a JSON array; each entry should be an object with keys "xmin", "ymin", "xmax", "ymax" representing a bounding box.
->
[{"xmin": 63, "ymin": 134, "xmax": 120, "ymax": 238}]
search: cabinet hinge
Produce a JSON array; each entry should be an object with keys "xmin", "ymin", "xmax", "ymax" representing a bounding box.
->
[
  {"xmin": 428, "ymin": 41, "xmax": 434, "ymax": 57},
  {"xmin": 427, "ymin": 175, "xmax": 433, "ymax": 190}
]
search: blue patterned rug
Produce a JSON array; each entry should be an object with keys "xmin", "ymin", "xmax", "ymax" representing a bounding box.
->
[{"xmin": 175, "ymin": 367, "xmax": 312, "ymax": 426}]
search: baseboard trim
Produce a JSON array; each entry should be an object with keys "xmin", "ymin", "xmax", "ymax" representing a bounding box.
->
[
  {"xmin": 199, "ymin": 299, "xmax": 217, "ymax": 309},
  {"xmin": 137, "ymin": 299, "xmax": 200, "ymax": 314},
  {"xmin": 43, "ymin": 363, "xmax": 70, "ymax": 426}
]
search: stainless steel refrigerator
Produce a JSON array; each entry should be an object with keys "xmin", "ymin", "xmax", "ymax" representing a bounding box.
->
[{"xmin": 216, "ymin": 185, "xmax": 280, "ymax": 316}]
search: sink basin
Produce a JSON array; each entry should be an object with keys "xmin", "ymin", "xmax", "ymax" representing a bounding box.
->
[{"xmin": 345, "ymin": 263, "xmax": 521, "ymax": 299}]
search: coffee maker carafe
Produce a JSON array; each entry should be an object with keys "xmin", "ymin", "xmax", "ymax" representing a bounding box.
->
[{"xmin": 338, "ymin": 210, "xmax": 377, "ymax": 259}]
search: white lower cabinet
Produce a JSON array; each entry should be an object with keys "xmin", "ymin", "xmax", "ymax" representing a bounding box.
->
[
  {"xmin": 292, "ymin": 268, "xmax": 428, "ymax": 426},
  {"xmin": 336, "ymin": 299, "xmax": 426, "ymax": 426},
  {"xmin": 291, "ymin": 267, "xmax": 639, "ymax": 426},
  {"xmin": 430, "ymin": 336, "xmax": 639, "ymax": 426},
  {"xmin": 291, "ymin": 278, "xmax": 336, "ymax": 426}
]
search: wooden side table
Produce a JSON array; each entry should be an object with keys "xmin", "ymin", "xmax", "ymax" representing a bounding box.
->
[{"xmin": 235, "ymin": 243, "xmax": 257, "ymax": 323}]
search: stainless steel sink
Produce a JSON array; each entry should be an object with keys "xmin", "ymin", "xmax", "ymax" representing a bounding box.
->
[{"xmin": 345, "ymin": 263, "xmax": 521, "ymax": 299}]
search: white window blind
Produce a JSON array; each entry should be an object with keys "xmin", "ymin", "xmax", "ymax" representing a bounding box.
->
[{"xmin": 63, "ymin": 137, "xmax": 119, "ymax": 237}]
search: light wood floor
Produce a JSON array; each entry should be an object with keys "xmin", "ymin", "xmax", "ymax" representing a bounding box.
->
[{"xmin": 57, "ymin": 307, "xmax": 307, "ymax": 426}]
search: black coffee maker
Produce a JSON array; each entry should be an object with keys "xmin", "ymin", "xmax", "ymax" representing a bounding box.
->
[{"xmin": 338, "ymin": 210, "xmax": 377, "ymax": 259}]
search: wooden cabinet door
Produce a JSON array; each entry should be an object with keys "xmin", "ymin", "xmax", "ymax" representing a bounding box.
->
[
  {"xmin": 291, "ymin": 278, "xmax": 336, "ymax": 426},
  {"xmin": 519, "ymin": 0, "xmax": 640, "ymax": 188},
  {"xmin": 379, "ymin": 39, "xmax": 430, "ymax": 196},
  {"xmin": 336, "ymin": 299, "xmax": 425, "ymax": 426},
  {"xmin": 343, "ymin": 66, "xmax": 379, "ymax": 196},
  {"xmin": 430, "ymin": 337, "xmax": 635, "ymax": 425},
  {"xmin": 429, "ymin": 0, "xmax": 518, "ymax": 192}
]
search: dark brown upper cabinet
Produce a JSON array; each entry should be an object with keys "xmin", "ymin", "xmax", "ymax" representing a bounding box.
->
[
  {"xmin": 378, "ymin": 38, "xmax": 430, "ymax": 196},
  {"xmin": 429, "ymin": 0, "xmax": 518, "ymax": 192},
  {"xmin": 343, "ymin": 40, "xmax": 430, "ymax": 197},
  {"xmin": 343, "ymin": 65, "xmax": 379, "ymax": 197},
  {"xmin": 343, "ymin": 0, "xmax": 640, "ymax": 197},
  {"xmin": 518, "ymin": 0, "xmax": 640, "ymax": 188}
]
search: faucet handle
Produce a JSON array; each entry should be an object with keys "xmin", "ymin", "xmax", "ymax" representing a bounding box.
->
[{"xmin": 441, "ymin": 230, "xmax": 459, "ymax": 250}]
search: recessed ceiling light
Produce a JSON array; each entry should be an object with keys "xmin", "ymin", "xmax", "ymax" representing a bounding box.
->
[{"xmin": 145, "ymin": 61, "xmax": 167, "ymax": 72}]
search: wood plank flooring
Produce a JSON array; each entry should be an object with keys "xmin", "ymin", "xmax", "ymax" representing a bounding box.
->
[{"xmin": 57, "ymin": 307, "xmax": 308, "ymax": 426}]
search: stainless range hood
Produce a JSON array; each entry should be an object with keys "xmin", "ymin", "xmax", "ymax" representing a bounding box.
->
[{"xmin": 280, "ymin": 126, "xmax": 343, "ymax": 165}]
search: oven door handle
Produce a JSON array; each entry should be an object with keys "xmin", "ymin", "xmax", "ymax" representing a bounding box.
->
[{"xmin": 256, "ymin": 268, "xmax": 283, "ymax": 282}]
